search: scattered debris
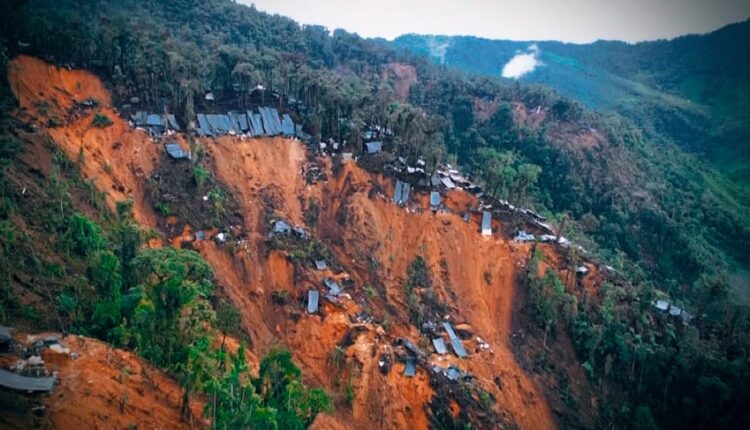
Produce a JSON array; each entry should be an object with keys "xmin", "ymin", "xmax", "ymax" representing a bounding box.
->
[{"xmin": 514, "ymin": 230, "xmax": 535, "ymax": 242}]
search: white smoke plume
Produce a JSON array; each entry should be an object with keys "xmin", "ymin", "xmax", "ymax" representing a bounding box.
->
[
  {"xmin": 427, "ymin": 36, "xmax": 450, "ymax": 65},
  {"xmin": 501, "ymin": 44, "xmax": 542, "ymax": 79}
]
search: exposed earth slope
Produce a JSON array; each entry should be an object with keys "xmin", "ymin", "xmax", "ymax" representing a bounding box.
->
[{"xmin": 1, "ymin": 55, "xmax": 607, "ymax": 429}]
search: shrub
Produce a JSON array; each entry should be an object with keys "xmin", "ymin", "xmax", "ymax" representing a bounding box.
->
[{"xmin": 91, "ymin": 112, "xmax": 113, "ymax": 128}]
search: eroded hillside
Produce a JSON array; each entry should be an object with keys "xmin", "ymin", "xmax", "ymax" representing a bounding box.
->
[{"xmin": 3, "ymin": 55, "xmax": 610, "ymax": 429}]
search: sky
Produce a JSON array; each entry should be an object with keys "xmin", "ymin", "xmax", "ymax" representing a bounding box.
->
[{"xmin": 240, "ymin": 0, "xmax": 750, "ymax": 43}]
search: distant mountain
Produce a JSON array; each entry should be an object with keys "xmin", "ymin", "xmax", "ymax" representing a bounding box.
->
[{"xmin": 393, "ymin": 20, "xmax": 750, "ymax": 182}]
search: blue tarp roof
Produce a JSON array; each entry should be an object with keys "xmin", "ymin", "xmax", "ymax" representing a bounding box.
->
[
  {"xmin": 249, "ymin": 112, "xmax": 265, "ymax": 136},
  {"xmin": 269, "ymin": 107, "xmax": 283, "ymax": 133},
  {"xmin": 259, "ymin": 107, "xmax": 280, "ymax": 135},
  {"xmin": 307, "ymin": 290, "xmax": 320, "ymax": 313},
  {"xmin": 281, "ymin": 114, "xmax": 295, "ymax": 136},
  {"xmin": 430, "ymin": 192, "xmax": 441, "ymax": 208},
  {"xmin": 197, "ymin": 114, "xmax": 212, "ymax": 136},
  {"xmin": 392, "ymin": 180, "xmax": 411, "ymax": 206},
  {"xmin": 165, "ymin": 143, "xmax": 189, "ymax": 160},
  {"xmin": 0, "ymin": 369, "xmax": 55, "ymax": 392},
  {"xmin": 443, "ymin": 322, "xmax": 468, "ymax": 358},
  {"xmin": 432, "ymin": 337, "xmax": 447, "ymax": 355},
  {"xmin": 481, "ymin": 211, "xmax": 492, "ymax": 235},
  {"xmin": 314, "ymin": 260, "xmax": 327, "ymax": 270},
  {"xmin": 365, "ymin": 141, "xmax": 382, "ymax": 154},
  {"xmin": 404, "ymin": 358, "xmax": 417, "ymax": 377}
]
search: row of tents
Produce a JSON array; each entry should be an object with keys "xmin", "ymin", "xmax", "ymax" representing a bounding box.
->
[
  {"xmin": 130, "ymin": 108, "xmax": 311, "ymax": 141},
  {"xmin": 196, "ymin": 107, "xmax": 308, "ymax": 140}
]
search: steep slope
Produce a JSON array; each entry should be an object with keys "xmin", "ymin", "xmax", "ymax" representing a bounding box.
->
[
  {"xmin": 0, "ymin": 331, "xmax": 203, "ymax": 429},
  {"xmin": 5, "ymin": 55, "xmax": 582, "ymax": 429}
]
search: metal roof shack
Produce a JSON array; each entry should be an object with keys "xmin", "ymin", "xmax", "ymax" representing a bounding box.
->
[
  {"xmin": 0, "ymin": 369, "xmax": 55, "ymax": 393},
  {"xmin": 307, "ymin": 290, "xmax": 320, "ymax": 313},
  {"xmin": 481, "ymin": 211, "xmax": 492, "ymax": 236},
  {"xmin": 314, "ymin": 260, "xmax": 327, "ymax": 271}
]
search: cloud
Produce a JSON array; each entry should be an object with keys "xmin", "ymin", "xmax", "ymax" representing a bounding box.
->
[{"xmin": 501, "ymin": 44, "xmax": 542, "ymax": 79}]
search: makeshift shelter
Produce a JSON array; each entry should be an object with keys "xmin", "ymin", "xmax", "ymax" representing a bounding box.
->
[
  {"xmin": 392, "ymin": 180, "xmax": 411, "ymax": 206},
  {"xmin": 432, "ymin": 337, "xmax": 447, "ymax": 355},
  {"xmin": 281, "ymin": 114, "xmax": 295, "ymax": 136},
  {"xmin": 481, "ymin": 211, "xmax": 492, "ymax": 236},
  {"xmin": 273, "ymin": 220, "xmax": 292, "ymax": 235},
  {"xmin": 443, "ymin": 322, "xmax": 468, "ymax": 358},
  {"xmin": 430, "ymin": 192, "xmax": 441, "ymax": 211},
  {"xmin": 165, "ymin": 143, "xmax": 190, "ymax": 160},
  {"xmin": 404, "ymin": 358, "xmax": 417, "ymax": 377},
  {"xmin": 364, "ymin": 141, "xmax": 382, "ymax": 154},
  {"xmin": 0, "ymin": 369, "xmax": 55, "ymax": 392},
  {"xmin": 307, "ymin": 290, "xmax": 320, "ymax": 314},
  {"xmin": 314, "ymin": 260, "xmax": 327, "ymax": 271}
]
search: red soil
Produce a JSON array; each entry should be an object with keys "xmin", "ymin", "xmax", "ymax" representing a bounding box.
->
[{"xmin": 9, "ymin": 55, "xmax": 562, "ymax": 429}]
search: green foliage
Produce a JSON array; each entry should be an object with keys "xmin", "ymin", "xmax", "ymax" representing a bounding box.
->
[
  {"xmin": 91, "ymin": 111, "xmax": 113, "ymax": 128},
  {"xmin": 65, "ymin": 213, "xmax": 104, "ymax": 256},
  {"xmin": 255, "ymin": 349, "xmax": 333, "ymax": 429},
  {"xmin": 119, "ymin": 247, "xmax": 214, "ymax": 367}
]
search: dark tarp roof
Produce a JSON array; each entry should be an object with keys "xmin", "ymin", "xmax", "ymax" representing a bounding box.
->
[
  {"xmin": 432, "ymin": 337, "xmax": 447, "ymax": 355},
  {"xmin": 404, "ymin": 358, "xmax": 417, "ymax": 377},
  {"xmin": 365, "ymin": 141, "xmax": 383, "ymax": 154},
  {"xmin": 307, "ymin": 290, "xmax": 320, "ymax": 313},
  {"xmin": 0, "ymin": 369, "xmax": 55, "ymax": 392},
  {"xmin": 295, "ymin": 124, "xmax": 311, "ymax": 141},
  {"xmin": 0, "ymin": 326, "xmax": 11, "ymax": 343}
]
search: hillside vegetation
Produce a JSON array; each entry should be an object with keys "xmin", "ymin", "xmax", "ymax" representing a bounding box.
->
[
  {"xmin": 394, "ymin": 22, "xmax": 750, "ymax": 182},
  {"xmin": 1, "ymin": 1, "xmax": 750, "ymax": 429}
]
